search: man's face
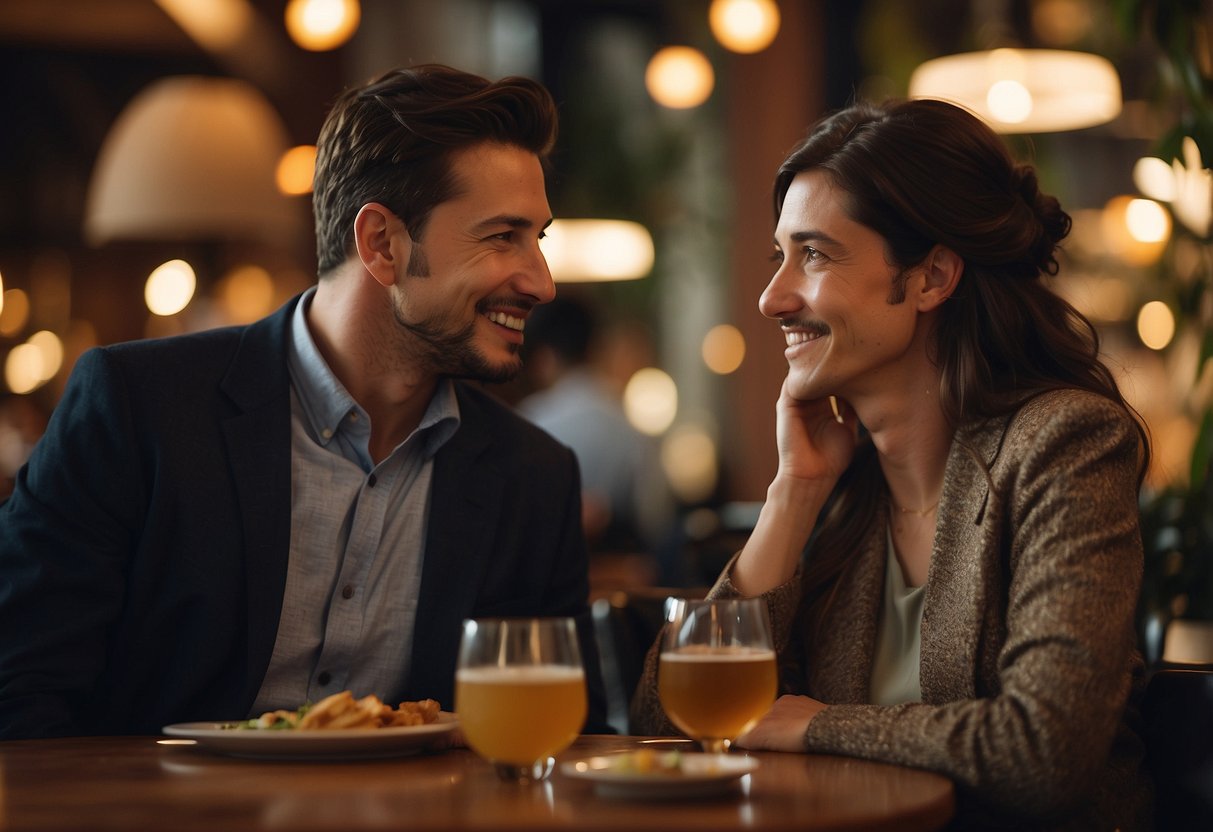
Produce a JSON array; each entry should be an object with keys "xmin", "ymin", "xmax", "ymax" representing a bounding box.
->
[
  {"xmin": 389, "ymin": 142, "xmax": 554, "ymax": 383},
  {"xmin": 760, "ymin": 169, "xmax": 923, "ymax": 404}
]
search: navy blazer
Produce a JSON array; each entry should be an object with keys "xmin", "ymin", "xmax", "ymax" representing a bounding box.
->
[{"xmin": 0, "ymin": 295, "xmax": 608, "ymax": 738}]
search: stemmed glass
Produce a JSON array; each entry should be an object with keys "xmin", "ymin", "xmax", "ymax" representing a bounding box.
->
[
  {"xmin": 456, "ymin": 617, "xmax": 587, "ymax": 782},
  {"xmin": 658, "ymin": 597, "xmax": 777, "ymax": 754}
]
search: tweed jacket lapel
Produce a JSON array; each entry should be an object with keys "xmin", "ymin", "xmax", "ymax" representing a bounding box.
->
[
  {"xmin": 920, "ymin": 413, "xmax": 1014, "ymax": 703},
  {"xmin": 217, "ymin": 297, "xmax": 297, "ymax": 695},
  {"xmin": 808, "ymin": 514, "xmax": 887, "ymax": 704}
]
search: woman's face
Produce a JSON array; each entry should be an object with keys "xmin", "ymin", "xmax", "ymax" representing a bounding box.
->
[{"xmin": 760, "ymin": 169, "xmax": 926, "ymax": 404}]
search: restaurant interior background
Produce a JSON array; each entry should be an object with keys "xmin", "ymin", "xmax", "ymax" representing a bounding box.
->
[{"xmin": 1, "ymin": 0, "xmax": 1210, "ymax": 649}]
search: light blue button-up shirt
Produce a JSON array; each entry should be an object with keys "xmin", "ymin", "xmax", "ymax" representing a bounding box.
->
[{"xmin": 250, "ymin": 288, "xmax": 460, "ymax": 714}]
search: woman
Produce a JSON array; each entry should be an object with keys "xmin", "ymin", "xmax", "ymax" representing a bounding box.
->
[{"xmin": 631, "ymin": 99, "xmax": 1153, "ymax": 830}]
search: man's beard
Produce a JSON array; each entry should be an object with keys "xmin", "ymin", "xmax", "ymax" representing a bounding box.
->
[{"xmin": 392, "ymin": 299, "xmax": 522, "ymax": 384}]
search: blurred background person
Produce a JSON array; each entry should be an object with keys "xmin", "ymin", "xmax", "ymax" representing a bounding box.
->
[{"xmin": 518, "ymin": 294, "xmax": 683, "ymax": 585}]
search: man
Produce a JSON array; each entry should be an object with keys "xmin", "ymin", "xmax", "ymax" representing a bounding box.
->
[
  {"xmin": 0, "ymin": 64, "xmax": 608, "ymax": 739},
  {"xmin": 518, "ymin": 295, "xmax": 680, "ymax": 583}
]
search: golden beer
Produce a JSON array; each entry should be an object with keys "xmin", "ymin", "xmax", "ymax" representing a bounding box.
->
[
  {"xmin": 456, "ymin": 665, "xmax": 586, "ymax": 766},
  {"xmin": 658, "ymin": 646, "xmax": 777, "ymax": 741}
]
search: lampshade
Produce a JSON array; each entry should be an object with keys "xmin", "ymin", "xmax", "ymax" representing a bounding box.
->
[
  {"xmin": 908, "ymin": 48, "xmax": 1122, "ymax": 133},
  {"xmin": 542, "ymin": 219, "xmax": 655, "ymax": 282},
  {"xmin": 85, "ymin": 76, "xmax": 301, "ymax": 244}
]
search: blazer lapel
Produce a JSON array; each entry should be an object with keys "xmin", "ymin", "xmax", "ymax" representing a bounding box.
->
[
  {"xmin": 218, "ymin": 298, "xmax": 297, "ymax": 698},
  {"xmin": 407, "ymin": 383, "xmax": 505, "ymax": 702},
  {"xmin": 921, "ymin": 415, "xmax": 1011, "ymax": 703},
  {"xmin": 810, "ymin": 517, "xmax": 887, "ymax": 704}
]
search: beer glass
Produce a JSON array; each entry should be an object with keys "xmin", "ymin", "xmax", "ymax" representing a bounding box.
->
[
  {"xmin": 456, "ymin": 617, "xmax": 587, "ymax": 782},
  {"xmin": 658, "ymin": 597, "xmax": 777, "ymax": 754}
]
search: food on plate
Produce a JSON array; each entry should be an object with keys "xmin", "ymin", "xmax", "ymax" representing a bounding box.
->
[
  {"xmin": 607, "ymin": 748, "xmax": 685, "ymax": 775},
  {"xmin": 231, "ymin": 690, "xmax": 441, "ymax": 730}
]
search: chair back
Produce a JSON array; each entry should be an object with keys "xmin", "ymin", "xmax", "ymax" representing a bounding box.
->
[
  {"xmin": 1141, "ymin": 667, "xmax": 1213, "ymax": 829},
  {"xmin": 592, "ymin": 586, "xmax": 705, "ymax": 733}
]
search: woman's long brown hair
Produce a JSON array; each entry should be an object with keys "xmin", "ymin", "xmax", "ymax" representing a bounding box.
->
[{"xmin": 773, "ymin": 99, "xmax": 1151, "ymax": 638}]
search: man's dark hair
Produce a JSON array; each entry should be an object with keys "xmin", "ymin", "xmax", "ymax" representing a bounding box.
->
[{"xmin": 311, "ymin": 64, "xmax": 558, "ymax": 276}]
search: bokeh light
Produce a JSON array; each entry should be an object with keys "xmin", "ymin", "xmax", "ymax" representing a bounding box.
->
[
  {"xmin": 709, "ymin": 0, "xmax": 781, "ymax": 54},
  {"xmin": 645, "ymin": 46, "xmax": 715, "ymax": 109},
  {"xmin": 661, "ymin": 423, "xmax": 719, "ymax": 504},
  {"xmin": 1137, "ymin": 301, "xmax": 1176, "ymax": 351},
  {"xmin": 276, "ymin": 145, "xmax": 317, "ymax": 195},
  {"xmin": 217, "ymin": 265, "xmax": 276, "ymax": 323},
  {"xmin": 284, "ymin": 0, "xmax": 360, "ymax": 51},
  {"xmin": 145, "ymin": 259, "xmax": 197, "ymax": 317},
  {"xmin": 5, "ymin": 343, "xmax": 44, "ymax": 394},
  {"xmin": 623, "ymin": 367, "xmax": 678, "ymax": 435},
  {"xmin": 701, "ymin": 324, "xmax": 746, "ymax": 374},
  {"xmin": 0, "ymin": 289, "xmax": 30, "ymax": 337}
]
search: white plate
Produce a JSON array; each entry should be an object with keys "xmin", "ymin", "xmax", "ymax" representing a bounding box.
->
[
  {"xmin": 560, "ymin": 752, "xmax": 757, "ymax": 799},
  {"xmin": 161, "ymin": 712, "xmax": 458, "ymax": 760}
]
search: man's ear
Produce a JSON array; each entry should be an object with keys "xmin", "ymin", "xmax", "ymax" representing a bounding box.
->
[
  {"xmin": 917, "ymin": 244, "xmax": 963, "ymax": 312},
  {"xmin": 353, "ymin": 202, "xmax": 407, "ymax": 288}
]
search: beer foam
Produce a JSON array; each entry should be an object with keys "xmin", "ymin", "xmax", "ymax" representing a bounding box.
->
[
  {"xmin": 456, "ymin": 665, "xmax": 585, "ymax": 683},
  {"xmin": 660, "ymin": 647, "xmax": 776, "ymax": 662}
]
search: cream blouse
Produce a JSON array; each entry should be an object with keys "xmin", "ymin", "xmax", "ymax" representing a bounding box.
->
[{"xmin": 868, "ymin": 526, "xmax": 925, "ymax": 706}]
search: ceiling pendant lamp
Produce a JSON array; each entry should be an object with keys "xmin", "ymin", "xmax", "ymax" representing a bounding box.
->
[{"xmin": 908, "ymin": 46, "xmax": 1121, "ymax": 134}]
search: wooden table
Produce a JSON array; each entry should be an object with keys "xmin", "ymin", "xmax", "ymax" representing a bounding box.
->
[{"xmin": 0, "ymin": 734, "xmax": 954, "ymax": 831}]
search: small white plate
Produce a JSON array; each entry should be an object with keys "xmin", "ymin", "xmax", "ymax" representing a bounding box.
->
[
  {"xmin": 560, "ymin": 752, "xmax": 757, "ymax": 799},
  {"xmin": 161, "ymin": 712, "xmax": 458, "ymax": 760}
]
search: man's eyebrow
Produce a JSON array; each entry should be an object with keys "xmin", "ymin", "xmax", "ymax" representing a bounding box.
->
[{"xmin": 473, "ymin": 215, "xmax": 554, "ymax": 233}]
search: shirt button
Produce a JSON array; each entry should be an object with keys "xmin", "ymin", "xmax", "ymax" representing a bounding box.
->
[
  {"xmin": 317, "ymin": 671, "xmax": 332, "ymax": 685},
  {"xmin": 341, "ymin": 584, "xmax": 354, "ymax": 600},
  {"xmin": 321, "ymin": 428, "xmax": 333, "ymax": 440}
]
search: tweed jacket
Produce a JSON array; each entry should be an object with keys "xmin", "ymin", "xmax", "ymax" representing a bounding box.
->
[
  {"xmin": 0, "ymin": 295, "xmax": 608, "ymax": 738},
  {"xmin": 632, "ymin": 389, "xmax": 1152, "ymax": 830}
]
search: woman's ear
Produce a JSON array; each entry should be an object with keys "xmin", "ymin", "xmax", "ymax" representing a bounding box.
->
[
  {"xmin": 352, "ymin": 202, "xmax": 407, "ymax": 288},
  {"xmin": 916, "ymin": 244, "xmax": 963, "ymax": 312}
]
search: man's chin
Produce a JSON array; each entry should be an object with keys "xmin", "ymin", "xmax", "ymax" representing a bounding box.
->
[{"xmin": 456, "ymin": 356, "xmax": 523, "ymax": 385}]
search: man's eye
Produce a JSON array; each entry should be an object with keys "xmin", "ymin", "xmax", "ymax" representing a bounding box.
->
[
  {"xmin": 490, "ymin": 232, "xmax": 513, "ymax": 242},
  {"xmin": 769, "ymin": 250, "xmax": 783, "ymax": 264},
  {"xmin": 803, "ymin": 246, "xmax": 823, "ymax": 261}
]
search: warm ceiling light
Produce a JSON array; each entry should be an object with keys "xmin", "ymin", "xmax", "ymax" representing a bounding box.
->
[
  {"xmin": 645, "ymin": 46, "xmax": 715, "ymax": 109},
  {"xmin": 709, "ymin": 0, "xmax": 781, "ymax": 54},
  {"xmin": 909, "ymin": 47, "xmax": 1121, "ymax": 133},
  {"xmin": 541, "ymin": 219, "xmax": 654, "ymax": 282},
  {"xmin": 285, "ymin": 0, "xmax": 361, "ymax": 51},
  {"xmin": 86, "ymin": 76, "xmax": 299, "ymax": 244},
  {"xmin": 276, "ymin": 145, "xmax": 317, "ymax": 195}
]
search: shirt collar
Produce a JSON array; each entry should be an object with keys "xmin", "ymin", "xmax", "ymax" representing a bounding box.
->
[{"xmin": 286, "ymin": 286, "xmax": 461, "ymax": 458}]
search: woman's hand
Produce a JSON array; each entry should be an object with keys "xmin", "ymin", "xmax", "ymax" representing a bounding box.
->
[
  {"xmin": 774, "ymin": 383, "xmax": 858, "ymax": 486},
  {"xmin": 733, "ymin": 694, "xmax": 827, "ymax": 753},
  {"xmin": 730, "ymin": 383, "xmax": 860, "ymax": 595}
]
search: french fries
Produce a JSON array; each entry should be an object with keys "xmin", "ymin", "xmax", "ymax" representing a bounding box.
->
[{"xmin": 239, "ymin": 690, "xmax": 441, "ymax": 730}]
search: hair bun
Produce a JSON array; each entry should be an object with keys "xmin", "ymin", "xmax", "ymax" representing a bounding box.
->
[{"xmin": 1012, "ymin": 164, "xmax": 1071, "ymax": 275}]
